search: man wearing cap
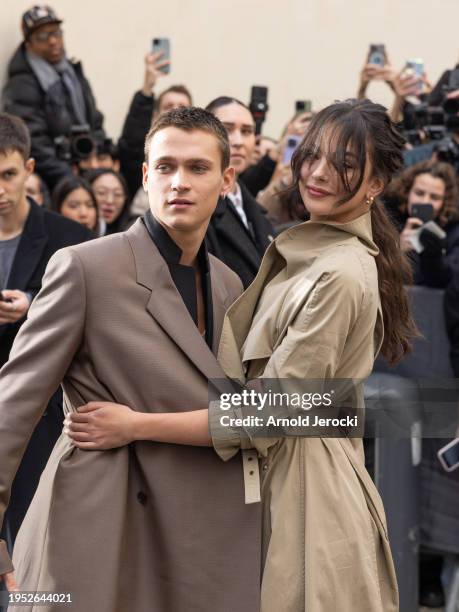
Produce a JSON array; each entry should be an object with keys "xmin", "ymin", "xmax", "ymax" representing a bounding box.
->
[{"xmin": 2, "ymin": 5, "xmax": 106, "ymax": 189}]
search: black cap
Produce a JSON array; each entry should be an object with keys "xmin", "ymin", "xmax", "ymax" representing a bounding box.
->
[{"xmin": 22, "ymin": 5, "xmax": 62, "ymax": 39}]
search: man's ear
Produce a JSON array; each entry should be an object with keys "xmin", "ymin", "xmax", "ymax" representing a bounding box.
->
[
  {"xmin": 142, "ymin": 162, "xmax": 149, "ymax": 192},
  {"xmin": 25, "ymin": 157, "xmax": 35, "ymax": 176},
  {"xmin": 221, "ymin": 166, "xmax": 235, "ymax": 198}
]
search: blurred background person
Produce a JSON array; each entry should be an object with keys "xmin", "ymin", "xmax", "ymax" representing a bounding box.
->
[
  {"xmin": 383, "ymin": 159, "xmax": 459, "ymax": 287},
  {"xmin": 205, "ymin": 96, "xmax": 274, "ymax": 288},
  {"xmin": 51, "ymin": 175, "xmax": 98, "ymax": 233},
  {"xmin": 1, "ymin": 5, "xmax": 106, "ymax": 190},
  {"xmin": 118, "ymin": 52, "xmax": 192, "ymax": 199},
  {"xmin": 0, "ymin": 112, "xmax": 91, "ymax": 549},
  {"xmin": 85, "ymin": 168, "xmax": 131, "ymax": 235},
  {"xmin": 257, "ymin": 109, "xmax": 315, "ymax": 228},
  {"xmin": 24, "ymin": 171, "xmax": 48, "ymax": 207},
  {"xmin": 77, "ymin": 137, "xmax": 120, "ymax": 173}
]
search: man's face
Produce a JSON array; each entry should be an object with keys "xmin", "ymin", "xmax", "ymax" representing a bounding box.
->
[
  {"xmin": 211, "ymin": 102, "xmax": 256, "ymax": 175},
  {"xmin": 157, "ymin": 92, "xmax": 191, "ymax": 116},
  {"xmin": 26, "ymin": 23, "xmax": 65, "ymax": 64},
  {"xmin": 0, "ymin": 151, "xmax": 34, "ymax": 217},
  {"xmin": 142, "ymin": 127, "xmax": 234, "ymax": 235}
]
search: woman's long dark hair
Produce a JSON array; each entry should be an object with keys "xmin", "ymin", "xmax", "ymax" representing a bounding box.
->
[
  {"xmin": 51, "ymin": 175, "xmax": 98, "ymax": 216},
  {"xmin": 290, "ymin": 99, "xmax": 417, "ymax": 364}
]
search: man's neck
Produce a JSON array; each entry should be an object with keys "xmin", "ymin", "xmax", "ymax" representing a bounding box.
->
[
  {"xmin": 0, "ymin": 198, "xmax": 30, "ymax": 241},
  {"xmin": 163, "ymin": 223, "xmax": 206, "ymax": 267}
]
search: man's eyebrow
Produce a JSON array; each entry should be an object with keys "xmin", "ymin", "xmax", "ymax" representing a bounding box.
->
[{"xmin": 151, "ymin": 156, "xmax": 213, "ymax": 164}]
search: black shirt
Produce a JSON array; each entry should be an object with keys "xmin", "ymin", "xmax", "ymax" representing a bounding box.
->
[{"xmin": 142, "ymin": 210, "xmax": 214, "ymax": 349}]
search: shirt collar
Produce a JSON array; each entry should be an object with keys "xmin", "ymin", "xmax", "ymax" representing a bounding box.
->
[{"xmin": 142, "ymin": 209, "xmax": 210, "ymax": 272}]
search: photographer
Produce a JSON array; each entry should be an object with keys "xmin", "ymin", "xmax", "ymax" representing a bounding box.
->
[
  {"xmin": 384, "ymin": 160, "xmax": 459, "ymax": 287},
  {"xmin": 1, "ymin": 5, "xmax": 106, "ymax": 190}
]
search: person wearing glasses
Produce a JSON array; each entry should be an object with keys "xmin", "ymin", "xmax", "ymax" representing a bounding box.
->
[{"xmin": 2, "ymin": 5, "xmax": 106, "ymax": 190}]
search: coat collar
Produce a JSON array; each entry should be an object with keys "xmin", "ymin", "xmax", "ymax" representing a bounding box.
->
[
  {"xmin": 125, "ymin": 219, "xmax": 229, "ymax": 393},
  {"xmin": 7, "ymin": 198, "xmax": 48, "ymax": 291}
]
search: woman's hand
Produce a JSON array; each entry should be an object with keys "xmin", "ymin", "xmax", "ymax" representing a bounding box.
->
[
  {"xmin": 65, "ymin": 402, "xmax": 139, "ymax": 450},
  {"xmin": 400, "ymin": 217, "xmax": 423, "ymax": 252}
]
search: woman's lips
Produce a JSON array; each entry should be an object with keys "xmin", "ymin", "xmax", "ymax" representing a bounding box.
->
[{"xmin": 306, "ymin": 185, "xmax": 332, "ymax": 198}]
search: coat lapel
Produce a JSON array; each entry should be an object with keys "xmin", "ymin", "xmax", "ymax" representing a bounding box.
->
[
  {"xmin": 212, "ymin": 197, "xmax": 262, "ymax": 270},
  {"xmin": 126, "ymin": 221, "xmax": 230, "ymax": 396},
  {"xmin": 7, "ymin": 202, "xmax": 48, "ymax": 291}
]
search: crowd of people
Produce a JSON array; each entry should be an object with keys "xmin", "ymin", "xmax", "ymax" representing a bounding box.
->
[{"xmin": 0, "ymin": 4, "xmax": 459, "ymax": 611}]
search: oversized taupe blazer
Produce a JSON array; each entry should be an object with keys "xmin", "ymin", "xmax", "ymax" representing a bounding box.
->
[
  {"xmin": 0, "ymin": 220, "xmax": 261, "ymax": 612},
  {"xmin": 210, "ymin": 212, "xmax": 399, "ymax": 612}
]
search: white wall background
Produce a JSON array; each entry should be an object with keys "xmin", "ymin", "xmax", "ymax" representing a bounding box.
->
[{"xmin": 1, "ymin": 0, "xmax": 458, "ymax": 140}]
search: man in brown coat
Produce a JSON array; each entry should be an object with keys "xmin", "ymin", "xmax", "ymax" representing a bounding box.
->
[{"xmin": 0, "ymin": 107, "xmax": 261, "ymax": 611}]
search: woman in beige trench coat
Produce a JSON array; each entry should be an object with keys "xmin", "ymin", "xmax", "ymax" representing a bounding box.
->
[{"xmin": 68, "ymin": 99, "xmax": 417, "ymax": 611}]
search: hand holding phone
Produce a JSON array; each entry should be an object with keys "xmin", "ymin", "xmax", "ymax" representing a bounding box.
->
[
  {"xmin": 410, "ymin": 203, "xmax": 434, "ymax": 224},
  {"xmin": 282, "ymin": 135, "xmax": 301, "ymax": 165},
  {"xmin": 151, "ymin": 38, "xmax": 171, "ymax": 75}
]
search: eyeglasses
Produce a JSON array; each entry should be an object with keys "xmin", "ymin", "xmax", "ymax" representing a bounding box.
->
[
  {"xmin": 94, "ymin": 189, "xmax": 125, "ymax": 202},
  {"xmin": 32, "ymin": 27, "xmax": 63, "ymax": 43}
]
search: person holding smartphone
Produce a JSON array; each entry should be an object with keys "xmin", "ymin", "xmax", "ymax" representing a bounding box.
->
[{"xmin": 383, "ymin": 159, "xmax": 459, "ymax": 287}]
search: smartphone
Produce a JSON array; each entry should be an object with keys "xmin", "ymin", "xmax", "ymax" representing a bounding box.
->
[
  {"xmin": 438, "ymin": 438, "xmax": 459, "ymax": 472},
  {"xmin": 411, "ymin": 203, "xmax": 434, "ymax": 223},
  {"xmin": 283, "ymin": 135, "xmax": 301, "ymax": 165},
  {"xmin": 249, "ymin": 86, "xmax": 269, "ymax": 135},
  {"xmin": 152, "ymin": 38, "xmax": 170, "ymax": 74},
  {"xmin": 295, "ymin": 100, "xmax": 312, "ymax": 113},
  {"xmin": 406, "ymin": 58, "xmax": 424, "ymax": 94},
  {"xmin": 368, "ymin": 44, "xmax": 386, "ymax": 66}
]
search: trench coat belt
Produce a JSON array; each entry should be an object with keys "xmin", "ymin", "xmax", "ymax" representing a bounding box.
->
[{"xmin": 242, "ymin": 450, "xmax": 261, "ymax": 503}]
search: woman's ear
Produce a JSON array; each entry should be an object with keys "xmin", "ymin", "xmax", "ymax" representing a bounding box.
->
[{"xmin": 367, "ymin": 176, "xmax": 385, "ymax": 200}]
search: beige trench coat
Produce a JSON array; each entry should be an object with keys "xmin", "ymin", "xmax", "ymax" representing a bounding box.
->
[
  {"xmin": 0, "ymin": 220, "xmax": 261, "ymax": 612},
  {"xmin": 210, "ymin": 212, "xmax": 399, "ymax": 612}
]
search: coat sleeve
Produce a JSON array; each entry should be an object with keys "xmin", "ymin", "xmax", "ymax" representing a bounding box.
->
[
  {"xmin": 210, "ymin": 268, "xmax": 364, "ymax": 460},
  {"xmin": 0, "ymin": 248, "xmax": 86, "ymax": 574},
  {"xmin": 118, "ymin": 91, "xmax": 155, "ymax": 198}
]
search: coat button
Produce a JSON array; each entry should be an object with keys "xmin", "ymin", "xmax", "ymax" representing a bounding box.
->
[
  {"xmin": 262, "ymin": 464, "xmax": 268, "ymax": 471},
  {"xmin": 137, "ymin": 491, "xmax": 148, "ymax": 505}
]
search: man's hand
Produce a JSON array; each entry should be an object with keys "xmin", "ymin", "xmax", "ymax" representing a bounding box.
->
[
  {"xmin": 141, "ymin": 52, "xmax": 170, "ymax": 97},
  {"xmin": 0, "ymin": 570, "xmax": 19, "ymax": 592},
  {"xmin": 0, "ymin": 290, "xmax": 30, "ymax": 325},
  {"xmin": 65, "ymin": 402, "xmax": 139, "ymax": 450}
]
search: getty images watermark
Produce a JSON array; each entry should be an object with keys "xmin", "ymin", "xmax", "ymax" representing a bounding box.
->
[{"xmin": 209, "ymin": 377, "xmax": 459, "ymax": 439}]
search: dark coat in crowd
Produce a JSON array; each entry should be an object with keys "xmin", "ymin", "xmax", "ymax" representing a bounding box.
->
[
  {"xmin": 118, "ymin": 91, "xmax": 154, "ymax": 198},
  {"xmin": 206, "ymin": 180, "xmax": 274, "ymax": 288},
  {"xmin": 2, "ymin": 44, "xmax": 105, "ymax": 189},
  {"xmin": 0, "ymin": 199, "xmax": 91, "ymax": 546},
  {"xmin": 240, "ymin": 153, "xmax": 276, "ymax": 197}
]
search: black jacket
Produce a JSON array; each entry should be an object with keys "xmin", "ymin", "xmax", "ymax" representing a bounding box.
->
[
  {"xmin": 0, "ymin": 199, "xmax": 92, "ymax": 366},
  {"xmin": 2, "ymin": 44, "xmax": 105, "ymax": 189},
  {"xmin": 206, "ymin": 181, "xmax": 274, "ymax": 288},
  {"xmin": 118, "ymin": 91, "xmax": 154, "ymax": 198},
  {"xmin": 240, "ymin": 154, "xmax": 277, "ymax": 197}
]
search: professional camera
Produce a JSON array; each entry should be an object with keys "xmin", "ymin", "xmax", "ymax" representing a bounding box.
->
[
  {"xmin": 435, "ymin": 136, "xmax": 459, "ymax": 172},
  {"xmin": 402, "ymin": 68, "xmax": 459, "ymax": 157},
  {"xmin": 55, "ymin": 124, "xmax": 96, "ymax": 163}
]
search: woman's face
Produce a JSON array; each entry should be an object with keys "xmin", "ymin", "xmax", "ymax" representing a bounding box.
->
[
  {"xmin": 407, "ymin": 173, "xmax": 446, "ymax": 218},
  {"xmin": 60, "ymin": 187, "xmax": 97, "ymax": 230},
  {"xmin": 298, "ymin": 129, "xmax": 383, "ymax": 224},
  {"xmin": 92, "ymin": 173, "xmax": 126, "ymax": 224}
]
